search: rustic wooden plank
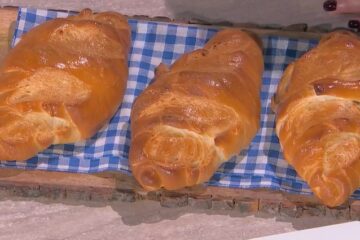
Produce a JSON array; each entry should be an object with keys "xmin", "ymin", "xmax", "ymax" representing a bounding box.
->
[
  {"xmin": 0, "ymin": 169, "xmax": 115, "ymax": 189},
  {"xmin": 234, "ymin": 198, "xmax": 259, "ymax": 215},
  {"xmin": 0, "ymin": 7, "xmax": 359, "ymax": 219},
  {"xmin": 350, "ymin": 201, "xmax": 360, "ymax": 220},
  {"xmin": 0, "ymin": 7, "xmax": 17, "ymax": 59},
  {"xmin": 0, "ymin": 169, "xmax": 117, "ymax": 200},
  {"xmin": 188, "ymin": 194, "xmax": 212, "ymax": 209},
  {"xmin": 0, "ymin": 167, "xmax": 357, "ymax": 219},
  {"xmin": 133, "ymin": 17, "xmax": 324, "ymax": 40}
]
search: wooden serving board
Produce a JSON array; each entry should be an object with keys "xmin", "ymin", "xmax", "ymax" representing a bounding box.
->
[{"xmin": 0, "ymin": 6, "xmax": 359, "ymax": 220}]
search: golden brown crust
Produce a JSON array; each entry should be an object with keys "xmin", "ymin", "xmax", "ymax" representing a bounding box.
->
[
  {"xmin": 272, "ymin": 31, "xmax": 360, "ymax": 207},
  {"xmin": 130, "ymin": 29, "xmax": 264, "ymax": 191},
  {"xmin": 0, "ymin": 9, "xmax": 131, "ymax": 161}
]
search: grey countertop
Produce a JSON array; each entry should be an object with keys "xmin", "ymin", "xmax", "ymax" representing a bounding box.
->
[
  {"xmin": 0, "ymin": 193, "xmax": 347, "ymax": 240},
  {"xmin": 0, "ymin": 0, "xmax": 358, "ymax": 28}
]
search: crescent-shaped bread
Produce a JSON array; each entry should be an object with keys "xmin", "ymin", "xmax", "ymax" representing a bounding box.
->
[
  {"xmin": 272, "ymin": 31, "xmax": 360, "ymax": 207},
  {"xmin": 130, "ymin": 29, "xmax": 264, "ymax": 190},
  {"xmin": 0, "ymin": 9, "xmax": 131, "ymax": 161}
]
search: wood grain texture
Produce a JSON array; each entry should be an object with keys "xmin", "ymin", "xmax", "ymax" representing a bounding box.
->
[
  {"xmin": 0, "ymin": 7, "xmax": 359, "ymax": 219},
  {"xmin": 0, "ymin": 7, "xmax": 16, "ymax": 60}
]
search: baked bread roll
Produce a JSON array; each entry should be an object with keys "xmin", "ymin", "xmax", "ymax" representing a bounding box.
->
[
  {"xmin": 130, "ymin": 29, "xmax": 264, "ymax": 190},
  {"xmin": 272, "ymin": 31, "xmax": 360, "ymax": 207},
  {"xmin": 0, "ymin": 9, "xmax": 130, "ymax": 161}
]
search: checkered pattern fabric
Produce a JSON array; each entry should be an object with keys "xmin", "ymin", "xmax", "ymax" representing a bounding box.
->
[{"xmin": 4, "ymin": 8, "xmax": 360, "ymax": 198}]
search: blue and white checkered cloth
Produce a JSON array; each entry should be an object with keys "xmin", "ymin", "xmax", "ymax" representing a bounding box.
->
[{"xmin": 3, "ymin": 8, "xmax": 360, "ymax": 198}]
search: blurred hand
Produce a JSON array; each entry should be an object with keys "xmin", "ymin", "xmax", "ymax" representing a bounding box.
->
[{"xmin": 323, "ymin": 0, "xmax": 360, "ymax": 31}]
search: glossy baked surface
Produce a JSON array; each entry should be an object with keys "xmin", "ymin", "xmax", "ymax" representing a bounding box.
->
[
  {"xmin": 272, "ymin": 31, "xmax": 360, "ymax": 207},
  {"xmin": 0, "ymin": 9, "xmax": 131, "ymax": 161},
  {"xmin": 130, "ymin": 29, "xmax": 264, "ymax": 190}
]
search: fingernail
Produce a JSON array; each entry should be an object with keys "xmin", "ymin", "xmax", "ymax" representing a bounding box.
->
[
  {"xmin": 323, "ymin": 0, "xmax": 337, "ymax": 11},
  {"xmin": 348, "ymin": 20, "xmax": 360, "ymax": 29}
]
